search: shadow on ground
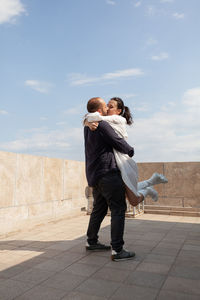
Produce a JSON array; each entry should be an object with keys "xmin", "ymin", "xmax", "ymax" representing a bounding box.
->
[{"xmin": 0, "ymin": 215, "xmax": 200, "ymax": 299}]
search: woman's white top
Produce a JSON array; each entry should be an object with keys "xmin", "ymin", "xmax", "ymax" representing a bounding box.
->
[{"xmin": 86, "ymin": 112, "xmax": 139, "ymax": 196}]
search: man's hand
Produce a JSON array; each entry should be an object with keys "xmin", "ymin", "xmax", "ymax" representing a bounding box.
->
[{"xmin": 85, "ymin": 120, "xmax": 99, "ymax": 131}]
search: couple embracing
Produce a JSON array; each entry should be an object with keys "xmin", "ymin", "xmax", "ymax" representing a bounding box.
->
[{"xmin": 84, "ymin": 97, "xmax": 167, "ymax": 261}]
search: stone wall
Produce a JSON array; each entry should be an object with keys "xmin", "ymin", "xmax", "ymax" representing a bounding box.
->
[
  {"xmin": 138, "ymin": 162, "xmax": 200, "ymax": 208},
  {"xmin": 0, "ymin": 150, "xmax": 199, "ymax": 235},
  {"xmin": 0, "ymin": 151, "xmax": 87, "ymax": 236}
]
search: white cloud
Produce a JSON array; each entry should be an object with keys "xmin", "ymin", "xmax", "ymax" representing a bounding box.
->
[
  {"xmin": 183, "ymin": 88, "xmax": 200, "ymax": 110},
  {"xmin": 0, "ymin": 0, "xmax": 26, "ymax": 24},
  {"xmin": 25, "ymin": 80, "xmax": 53, "ymax": 94},
  {"xmin": 56, "ymin": 122, "xmax": 67, "ymax": 126},
  {"xmin": 151, "ymin": 52, "xmax": 169, "ymax": 61},
  {"xmin": 146, "ymin": 38, "xmax": 158, "ymax": 46},
  {"xmin": 118, "ymin": 94, "xmax": 137, "ymax": 100},
  {"xmin": 134, "ymin": 1, "xmax": 142, "ymax": 8},
  {"xmin": 0, "ymin": 126, "xmax": 84, "ymax": 159},
  {"xmin": 127, "ymin": 87, "xmax": 200, "ymax": 162},
  {"xmin": 104, "ymin": 69, "xmax": 143, "ymax": 79},
  {"xmin": 160, "ymin": 0, "xmax": 174, "ymax": 3},
  {"xmin": 173, "ymin": 12, "xmax": 185, "ymax": 19},
  {"xmin": 69, "ymin": 68, "xmax": 144, "ymax": 86},
  {"xmin": 146, "ymin": 5, "xmax": 156, "ymax": 16},
  {"xmin": 64, "ymin": 108, "xmax": 80, "ymax": 115},
  {"xmin": 68, "ymin": 73, "xmax": 98, "ymax": 86},
  {"xmin": 1, "ymin": 89, "xmax": 200, "ymax": 162},
  {"xmin": 106, "ymin": 0, "xmax": 116, "ymax": 5},
  {"xmin": 134, "ymin": 103, "xmax": 149, "ymax": 112},
  {"xmin": 63, "ymin": 104, "xmax": 85, "ymax": 115},
  {"xmin": 102, "ymin": 94, "xmax": 137, "ymax": 103},
  {"xmin": 0, "ymin": 110, "xmax": 8, "ymax": 115},
  {"xmin": 161, "ymin": 101, "xmax": 176, "ymax": 111},
  {"xmin": 145, "ymin": 5, "xmax": 170, "ymax": 18}
]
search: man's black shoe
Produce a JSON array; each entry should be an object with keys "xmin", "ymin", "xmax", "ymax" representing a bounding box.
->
[
  {"xmin": 86, "ymin": 242, "xmax": 111, "ymax": 251},
  {"xmin": 111, "ymin": 249, "xmax": 135, "ymax": 261}
]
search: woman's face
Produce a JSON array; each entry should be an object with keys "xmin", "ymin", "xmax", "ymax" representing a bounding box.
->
[{"xmin": 107, "ymin": 100, "xmax": 121, "ymax": 116}]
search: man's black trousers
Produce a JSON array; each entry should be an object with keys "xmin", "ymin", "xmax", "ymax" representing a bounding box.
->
[{"xmin": 87, "ymin": 171, "xmax": 127, "ymax": 252}]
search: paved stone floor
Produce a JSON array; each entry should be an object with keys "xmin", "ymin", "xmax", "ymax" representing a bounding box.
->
[{"xmin": 0, "ymin": 213, "xmax": 200, "ymax": 300}]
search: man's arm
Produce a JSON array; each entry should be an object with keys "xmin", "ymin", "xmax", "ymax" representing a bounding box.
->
[
  {"xmin": 83, "ymin": 113, "xmax": 99, "ymax": 131},
  {"xmin": 84, "ymin": 119, "xmax": 99, "ymax": 131},
  {"xmin": 98, "ymin": 121, "xmax": 134, "ymax": 157}
]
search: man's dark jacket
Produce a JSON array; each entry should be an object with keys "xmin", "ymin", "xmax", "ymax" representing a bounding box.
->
[{"xmin": 84, "ymin": 120, "xmax": 134, "ymax": 187}]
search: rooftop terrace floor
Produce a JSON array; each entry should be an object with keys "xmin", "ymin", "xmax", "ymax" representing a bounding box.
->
[{"xmin": 0, "ymin": 214, "xmax": 200, "ymax": 299}]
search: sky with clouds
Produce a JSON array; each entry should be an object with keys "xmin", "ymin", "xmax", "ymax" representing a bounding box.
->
[{"xmin": 0, "ymin": 0, "xmax": 200, "ymax": 162}]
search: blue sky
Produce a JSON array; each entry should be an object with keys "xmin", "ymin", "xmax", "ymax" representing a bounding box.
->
[{"xmin": 0, "ymin": 0, "xmax": 200, "ymax": 162}]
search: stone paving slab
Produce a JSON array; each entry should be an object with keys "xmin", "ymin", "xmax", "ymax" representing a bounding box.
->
[
  {"xmin": 0, "ymin": 214, "xmax": 200, "ymax": 299},
  {"xmin": 110, "ymin": 284, "xmax": 158, "ymax": 300},
  {"xmin": 157, "ymin": 290, "xmax": 200, "ymax": 300}
]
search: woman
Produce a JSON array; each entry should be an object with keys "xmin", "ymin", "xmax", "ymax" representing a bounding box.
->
[{"xmin": 85, "ymin": 97, "xmax": 167, "ymax": 206}]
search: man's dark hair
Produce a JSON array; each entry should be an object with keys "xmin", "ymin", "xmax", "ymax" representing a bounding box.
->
[{"xmin": 87, "ymin": 97, "xmax": 102, "ymax": 113}]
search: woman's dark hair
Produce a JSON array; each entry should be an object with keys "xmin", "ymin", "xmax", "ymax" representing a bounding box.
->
[{"xmin": 110, "ymin": 97, "xmax": 133, "ymax": 125}]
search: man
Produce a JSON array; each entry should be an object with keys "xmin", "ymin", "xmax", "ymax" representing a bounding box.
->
[{"xmin": 84, "ymin": 97, "xmax": 135, "ymax": 261}]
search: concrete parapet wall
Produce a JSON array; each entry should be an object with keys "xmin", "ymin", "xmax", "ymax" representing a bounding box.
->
[
  {"xmin": 0, "ymin": 150, "xmax": 199, "ymax": 235},
  {"xmin": 0, "ymin": 151, "xmax": 87, "ymax": 236},
  {"xmin": 138, "ymin": 162, "xmax": 200, "ymax": 208}
]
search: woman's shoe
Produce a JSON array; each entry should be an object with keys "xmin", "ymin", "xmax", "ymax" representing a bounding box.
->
[
  {"xmin": 138, "ymin": 187, "xmax": 158, "ymax": 202},
  {"xmin": 149, "ymin": 173, "xmax": 168, "ymax": 185},
  {"xmin": 138, "ymin": 173, "xmax": 168, "ymax": 189}
]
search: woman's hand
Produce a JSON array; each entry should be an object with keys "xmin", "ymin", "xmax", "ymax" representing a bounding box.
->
[{"xmin": 84, "ymin": 119, "xmax": 99, "ymax": 131}]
